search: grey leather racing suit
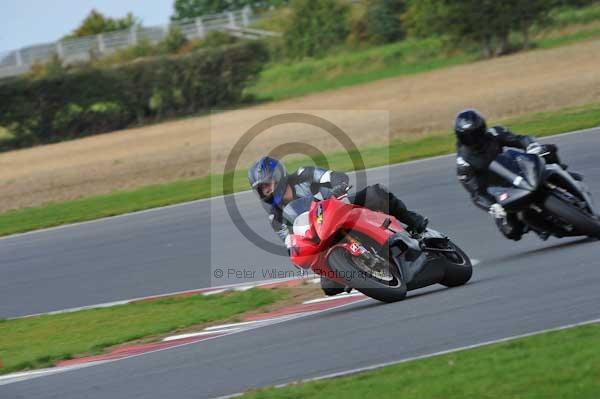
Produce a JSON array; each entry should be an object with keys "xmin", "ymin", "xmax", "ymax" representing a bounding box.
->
[{"xmin": 263, "ymin": 166, "xmax": 427, "ymax": 246}]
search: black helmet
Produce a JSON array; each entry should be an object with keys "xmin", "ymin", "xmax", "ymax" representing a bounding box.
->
[
  {"xmin": 248, "ymin": 156, "xmax": 288, "ymax": 206},
  {"xmin": 454, "ymin": 109, "xmax": 487, "ymax": 146}
]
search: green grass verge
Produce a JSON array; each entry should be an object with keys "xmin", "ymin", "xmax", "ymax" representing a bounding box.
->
[
  {"xmin": 240, "ymin": 323, "xmax": 600, "ymax": 399},
  {"xmin": 1, "ymin": 101, "xmax": 599, "ymax": 238},
  {"xmin": 0, "ymin": 288, "xmax": 287, "ymax": 375}
]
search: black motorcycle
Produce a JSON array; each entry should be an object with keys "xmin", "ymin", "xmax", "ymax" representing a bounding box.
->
[{"xmin": 487, "ymin": 148, "xmax": 600, "ymax": 239}]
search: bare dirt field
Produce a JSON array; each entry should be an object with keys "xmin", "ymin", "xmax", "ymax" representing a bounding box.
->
[{"xmin": 1, "ymin": 38, "xmax": 600, "ymax": 212}]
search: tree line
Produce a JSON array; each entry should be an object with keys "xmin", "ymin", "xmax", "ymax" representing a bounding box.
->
[
  {"xmin": 403, "ymin": 0, "xmax": 597, "ymax": 57},
  {"xmin": 64, "ymin": 0, "xmax": 598, "ymax": 58},
  {"xmin": 281, "ymin": 0, "xmax": 598, "ymax": 59},
  {"xmin": 1, "ymin": 0, "xmax": 597, "ymax": 151}
]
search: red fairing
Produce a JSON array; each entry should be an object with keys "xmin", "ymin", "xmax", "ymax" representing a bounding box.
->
[
  {"xmin": 289, "ymin": 235, "xmax": 321, "ymax": 269},
  {"xmin": 288, "ymin": 197, "xmax": 406, "ymax": 280}
]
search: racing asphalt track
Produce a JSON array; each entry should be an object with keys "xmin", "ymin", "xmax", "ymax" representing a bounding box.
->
[{"xmin": 1, "ymin": 128, "xmax": 599, "ymax": 398}]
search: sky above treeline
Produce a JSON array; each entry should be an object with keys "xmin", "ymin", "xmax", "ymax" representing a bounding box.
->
[{"xmin": 1, "ymin": 0, "xmax": 173, "ymax": 52}]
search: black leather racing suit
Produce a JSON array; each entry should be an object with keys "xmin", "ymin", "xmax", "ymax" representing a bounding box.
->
[
  {"xmin": 263, "ymin": 166, "xmax": 427, "ymax": 246},
  {"xmin": 456, "ymin": 126, "xmax": 562, "ymax": 240}
]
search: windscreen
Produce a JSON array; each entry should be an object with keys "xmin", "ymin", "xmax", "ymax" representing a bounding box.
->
[
  {"xmin": 494, "ymin": 149, "xmax": 525, "ymax": 174},
  {"xmin": 494, "ymin": 149, "xmax": 543, "ymax": 187}
]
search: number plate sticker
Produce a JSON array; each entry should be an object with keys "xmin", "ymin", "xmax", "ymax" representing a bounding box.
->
[{"xmin": 349, "ymin": 242, "xmax": 368, "ymax": 256}]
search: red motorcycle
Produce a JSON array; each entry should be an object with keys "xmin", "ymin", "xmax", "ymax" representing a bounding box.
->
[{"xmin": 285, "ymin": 194, "xmax": 473, "ymax": 302}]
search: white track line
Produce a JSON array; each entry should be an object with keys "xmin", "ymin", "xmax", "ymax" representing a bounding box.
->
[
  {"xmin": 164, "ymin": 314, "xmax": 306, "ymax": 342},
  {"xmin": 1, "ymin": 127, "xmax": 596, "ymax": 242},
  {"xmin": 0, "ymin": 362, "xmax": 110, "ymax": 385},
  {"xmin": 203, "ymin": 315, "xmax": 302, "ymax": 331},
  {"xmin": 232, "ymin": 286, "xmax": 255, "ymax": 292},
  {"xmin": 303, "ymin": 292, "xmax": 364, "ymax": 304},
  {"xmin": 162, "ymin": 328, "xmax": 241, "ymax": 342},
  {"xmin": 15, "ymin": 300, "xmax": 132, "ymax": 319},
  {"xmin": 213, "ymin": 317, "xmax": 600, "ymax": 399},
  {"xmin": 201, "ymin": 289, "xmax": 229, "ymax": 296}
]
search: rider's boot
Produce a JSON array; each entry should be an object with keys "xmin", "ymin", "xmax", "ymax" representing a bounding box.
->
[
  {"xmin": 535, "ymin": 231, "xmax": 551, "ymax": 241},
  {"xmin": 559, "ymin": 163, "xmax": 584, "ymax": 181},
  {"xmin": 320, "ymin": 276, "xmax": 345, "ymax": 296},
  {"xmin": 386, "ymin": 190, "xmax": 428, "ymax": 234},
  {"xmin": 569, "ymin": 171, "xmax": 584, "ymax": 182},
  {"xmin": 495, "ymin": 215, "xmax": 525, "ymax": 241}
]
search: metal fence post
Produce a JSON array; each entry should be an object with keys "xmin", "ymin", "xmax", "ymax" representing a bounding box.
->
[
  {"xmin": 97, "ymin": 34, "xmax": 106, "ymax": 53},
  {"xmin": 227, "ymin": 12, "xmax": 236, "ymax": 28},
  {"xmin": 15, "ymin": 49, "xmax": 23, "ymax": 66},
  {"xmin": 195, "ymin": 17, "xmax": 205, "ymax": 38},
  {"xmin": 130, "ymin": 26, "xmax": 138, "ymax": 45},
  {"xmin": 56, "ymin": 42, "xmax": 65, "ymax": 58},
  {"xmin": 242, "ymin": 6, "xmax": 251, "ymax": 26}
]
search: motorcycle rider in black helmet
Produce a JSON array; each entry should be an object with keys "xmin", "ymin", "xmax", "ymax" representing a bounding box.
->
[
  {"xmin": 248, "ymin": 156, "xmax": 429, "ymax": 296},
  {"xmin": 454, "ymin": 109, "xmax": 583, "ymax": 241}
]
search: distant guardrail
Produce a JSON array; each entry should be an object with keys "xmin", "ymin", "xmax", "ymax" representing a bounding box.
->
[{"xmin": 0, "ymin": 7, "xmax": 278, "ymax": 79}]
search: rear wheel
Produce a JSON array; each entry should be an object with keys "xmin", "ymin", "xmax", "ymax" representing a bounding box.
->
[
  {"xmin": 327, "ymin": 247, "xmax": 407, "ymax": 303},
  {"xmin": 544, "ymin": 194, "xmax": 600, "ymax": 238}
]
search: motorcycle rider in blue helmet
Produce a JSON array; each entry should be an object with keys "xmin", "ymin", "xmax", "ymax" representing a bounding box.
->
[{"xmin": 248, "ymin": 156, "xmax": 429, "ymax": 296}]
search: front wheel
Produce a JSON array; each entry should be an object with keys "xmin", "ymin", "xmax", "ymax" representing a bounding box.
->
[
  {"xmin": 439, "ymin": 242, "xmax": 473, "ymax": 287},
  {"xmin": 544, "ymin": 194, "xmax": 600, "ymax": 238},
  {"xmin": 327, "ymin": 247, "xmax": 407, "ymax": 303}
]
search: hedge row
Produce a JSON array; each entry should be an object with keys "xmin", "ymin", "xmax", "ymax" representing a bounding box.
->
[{"xmin": 0, "ymin": 41, "xmax": 268, "ymax": 150}]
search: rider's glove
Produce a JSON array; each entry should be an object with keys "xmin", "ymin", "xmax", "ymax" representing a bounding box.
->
[
  {"xmin": 410, "ymin": 217, "xmax": 429, "ymax": 235},
  {"xmin": 526, "ymin": 142, "xmax": 543, "ymax": 155},
  {"xmin": 331, "ymin": 182, "xmax": 350, "ymax": 198},
  {"xmin": 489, "ymin": 203, "xmax": 507, "ymax": 219}
]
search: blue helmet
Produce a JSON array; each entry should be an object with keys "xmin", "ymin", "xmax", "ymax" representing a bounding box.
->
[{"xmin": 248, "ymin": 156, "xmax": 288, "ymax": 207}]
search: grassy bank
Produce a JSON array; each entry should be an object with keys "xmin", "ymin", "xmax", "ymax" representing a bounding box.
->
[
  {"xmin": 248, "ymin": 6, "xmax": 600, "ymax": 102},
  {"xmin": 549, "ymin": 3, "xmax": 600, "ymax": 27},
  {"xmin": 249, "ymin": 28, "xmax": 600, "ymax": 102},
  {"xmin": 247, "ymin": 38, "xmax": 476, "ymax": 101},
  {"xmin": 240, "ymin": 323, "xmax": 600, "ymax": 398},
  {"xmin": 1, "ymin": 101, "xmax": 599, "ymax": 237},
  {"xmin": 536, "ymin": 21, "xmax": 600, "ymax": 49},
  {"xmin": 0, "ymin": 288, "xmax": 287, "ymax": 375}
]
